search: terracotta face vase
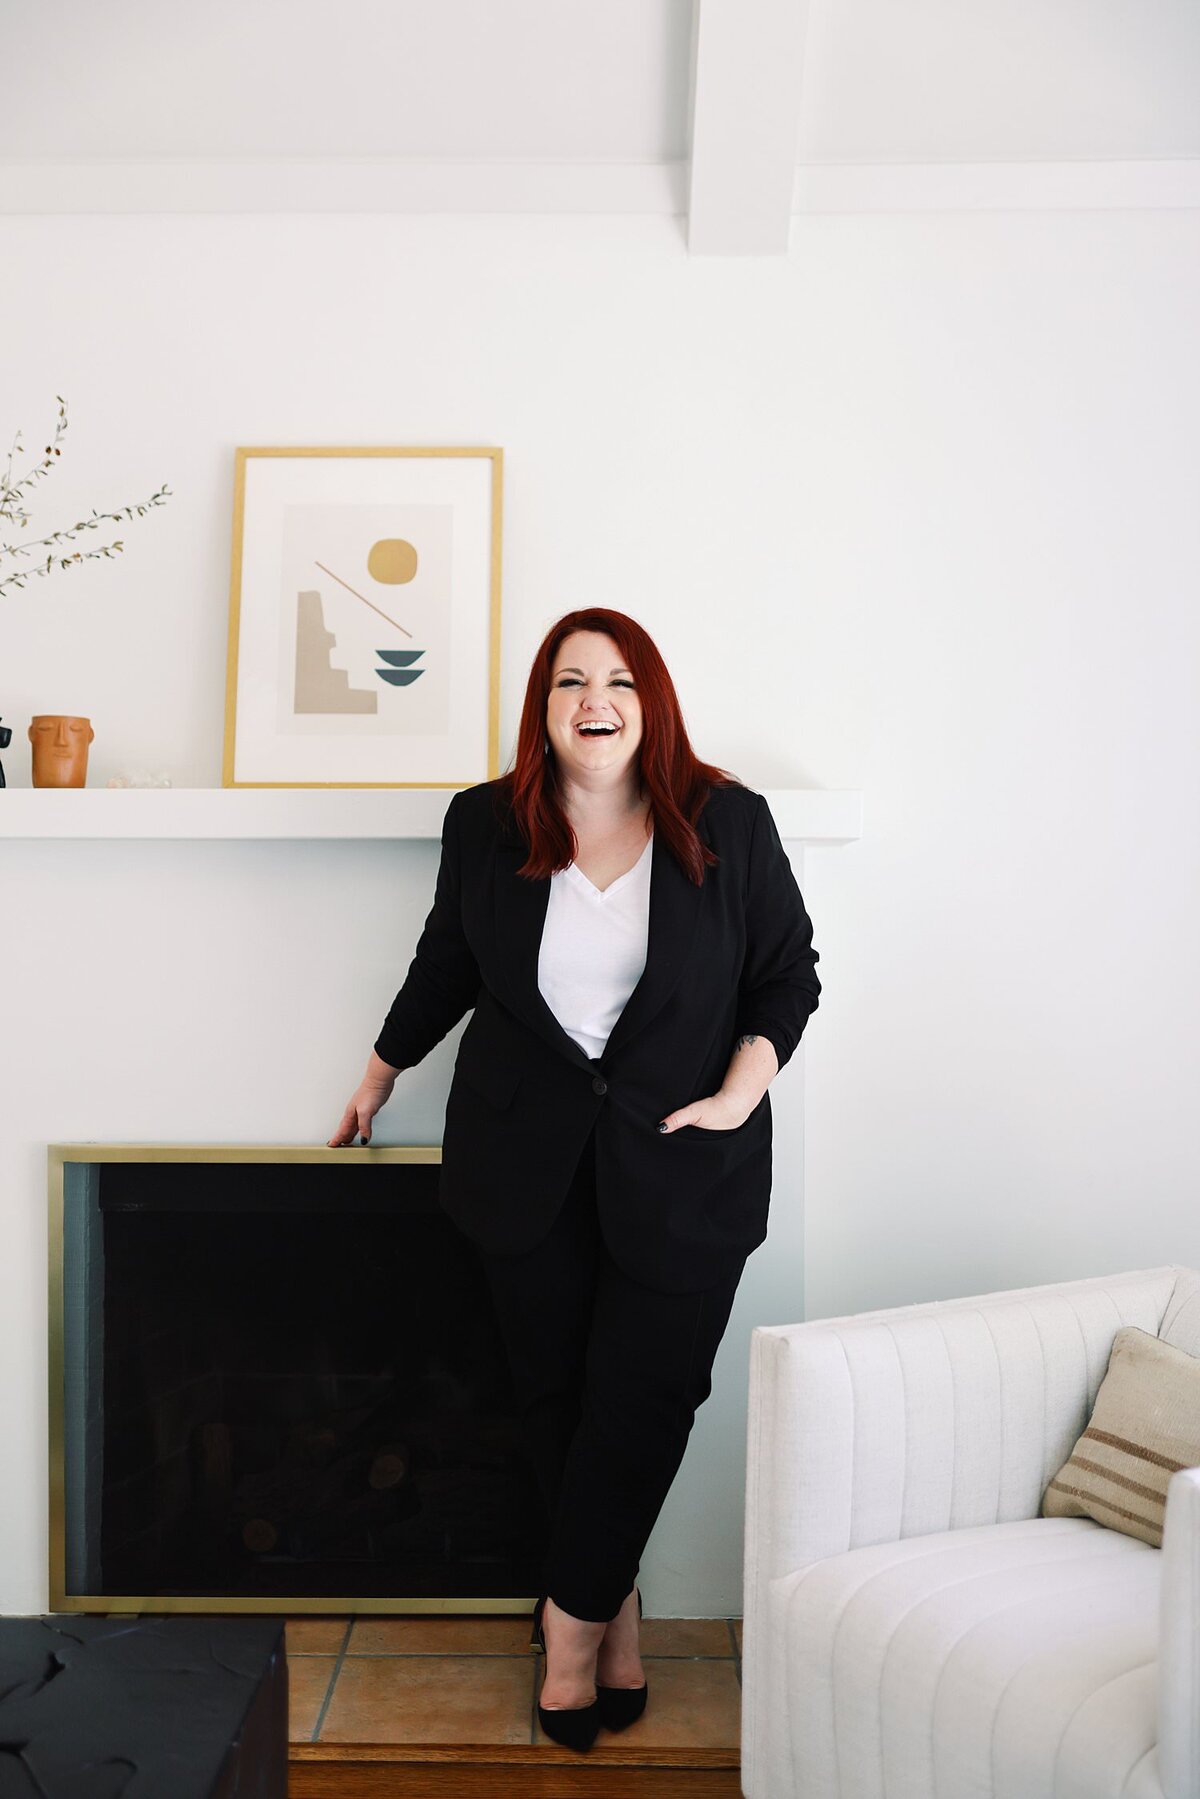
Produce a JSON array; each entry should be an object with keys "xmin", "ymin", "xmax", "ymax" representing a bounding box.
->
[{"xmin": 29, "ymin": 715, "xmax": 95, "ymax": 788}]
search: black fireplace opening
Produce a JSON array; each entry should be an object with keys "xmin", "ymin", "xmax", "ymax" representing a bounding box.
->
[{"xmin": 59, "ymin": 1156, "xmax": 546, "ymax": 1604}]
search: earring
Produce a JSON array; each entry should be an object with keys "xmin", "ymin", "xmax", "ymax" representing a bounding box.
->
[{"xmin": 543, "ymin": 736, "xmax": 550, "ymax": 756}]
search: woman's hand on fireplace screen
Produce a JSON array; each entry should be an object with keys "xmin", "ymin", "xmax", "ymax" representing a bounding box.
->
[{"xmin": 327, "ymin": 1052, "xmax": 401, "ymax": 1147}]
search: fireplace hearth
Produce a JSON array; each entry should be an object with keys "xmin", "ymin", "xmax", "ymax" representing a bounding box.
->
[{"xmin": 49, "ymin": 1146, "xmax": 544, "ymax": 1613}]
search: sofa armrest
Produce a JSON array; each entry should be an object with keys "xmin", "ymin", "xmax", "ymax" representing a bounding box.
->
[
  {"xmin": 746, "ymin": 1266, "xmax": 1178, "ymax": 1572},
  {"xmin": 741, "ymin": 1266, "xmax": 1180, "ymax": 1799},
  {"xmin": 1160, "ymin": 1466, "xmax": 1200, "ymax": 1799}
]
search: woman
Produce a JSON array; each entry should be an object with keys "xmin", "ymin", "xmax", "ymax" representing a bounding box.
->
[{"xmin": 329, "ymin": 607, "xmax": 820, "ymax": 1751}]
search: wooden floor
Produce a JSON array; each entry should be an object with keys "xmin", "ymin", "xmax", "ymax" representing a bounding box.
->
[{"xmin": 285, "ymin": 1614, "xmax": 744, "ymax": 1797}]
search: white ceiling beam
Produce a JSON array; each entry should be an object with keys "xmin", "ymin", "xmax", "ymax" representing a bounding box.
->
[
  {"xmin": 793, "ymin": 159, "xmax": 1200, "ymax": 213},
  {"xmin": 0, "ymin": 158, "xmax": 687, "ymax": 216},
  {"xmin": 687, "ymin": 0, "xmax": 811, "ymax": 255}
]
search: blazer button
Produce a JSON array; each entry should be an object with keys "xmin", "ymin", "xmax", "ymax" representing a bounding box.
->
[{"xmin": 591, "ymin": 1075, "xmax": 608, "ymax": 1096}]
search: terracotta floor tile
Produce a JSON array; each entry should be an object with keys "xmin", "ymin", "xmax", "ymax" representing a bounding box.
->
[
  {"xmin": 537, "ymin": 1657, "xmax": 740, "ymax": 1749},
  {"xmin": 288, "ymin": 1655, "xmax": 337, "ymax": 1741},
  {"xmin": 348, "ymin": 1614, "xmax": 533, "ymax": 1656},
  {"xmin": 321, "ymin": 1654, "xmax": 535, "ymax": 1745},
  {"xmin": 638, "ymin": 1617, "xmax": 733, "ymax": 1658},
  {"xmin": 286, "ymin": 1617, "xmax": 350, "ymax": 1654}
]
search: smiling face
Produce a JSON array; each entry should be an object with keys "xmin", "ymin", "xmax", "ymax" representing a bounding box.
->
[{"xmin": 545, "ymin": 630, "xmax": 644, "ymax": 786}]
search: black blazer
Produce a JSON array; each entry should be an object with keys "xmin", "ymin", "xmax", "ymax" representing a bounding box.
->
[{"xmin": 375, "ymin": 778, "xmax": 820, "ymax": 1293}]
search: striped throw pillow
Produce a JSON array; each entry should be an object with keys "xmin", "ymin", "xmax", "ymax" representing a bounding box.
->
[{"xmin": 1042, "ymin": 1325, "xmax": 1200, "ymax": 1548}]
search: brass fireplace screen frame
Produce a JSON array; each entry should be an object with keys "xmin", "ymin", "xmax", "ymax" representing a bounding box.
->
[{"xmin": 48, "ymin": 1143, "xmax": 536, "ymax": 1617}]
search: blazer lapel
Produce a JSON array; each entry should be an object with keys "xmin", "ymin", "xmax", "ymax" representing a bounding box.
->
[
  {"xmin": 602, "ymin": 821, "xmax": 707, "ymax": 1064},
  {"xmin": 492, "ymin": 805, "xmax": 709, "ymax": 1072},
  {"xmin": 493, "ymin": 833, "xmax": 594, "ymax": 1071}
]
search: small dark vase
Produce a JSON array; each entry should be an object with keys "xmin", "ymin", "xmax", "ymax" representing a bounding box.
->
[{"xmin": 0, "ymin": 717, "xmax": 11, "ymax": 788}]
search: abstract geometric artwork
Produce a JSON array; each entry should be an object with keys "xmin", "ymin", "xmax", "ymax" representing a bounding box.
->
[
  {"xmin": 276, "ymin": 502, "xmax": 451, "ymax": 738},
  {"xmin": 223, "ymin": 448, "xmax": 501, "ymax": 787}
]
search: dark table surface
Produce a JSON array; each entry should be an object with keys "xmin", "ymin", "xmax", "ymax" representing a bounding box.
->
[{"xmin": 0, "ymin": 1615, "xmax": 287, "ymax": 1799}]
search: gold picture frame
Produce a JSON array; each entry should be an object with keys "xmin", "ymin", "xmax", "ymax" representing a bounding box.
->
[{"xmin": 223, "ymin": 446, "xmax": 503, "ymax": 788}]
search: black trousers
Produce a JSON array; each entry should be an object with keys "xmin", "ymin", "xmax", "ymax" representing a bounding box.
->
[{"xmin": 477, "ymin": 1113, "xmax": 747, "ymax": 1622}]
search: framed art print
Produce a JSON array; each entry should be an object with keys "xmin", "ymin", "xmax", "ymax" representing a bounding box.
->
[{"xmin": 223, "ymin": 446, "xmax": 502, "ymax": 787}]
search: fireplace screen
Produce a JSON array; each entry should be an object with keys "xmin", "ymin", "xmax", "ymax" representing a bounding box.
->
[{"xmin": 49, "ymin": 1147, "xmax": 545, "ymax": 1613}]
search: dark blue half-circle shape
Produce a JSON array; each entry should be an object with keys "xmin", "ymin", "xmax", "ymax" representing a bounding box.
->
[
  {"xmin": 376, "ymin": 668, "xmax": 424, "ymax": 687},
  {"xmin": 376, "ymin": 649, "xmax": 425, "ymax": 667}
]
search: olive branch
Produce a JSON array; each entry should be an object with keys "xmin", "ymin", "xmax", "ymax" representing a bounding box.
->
[{"xmin": 0, "ymin": 395, "xmax": 172, "ymax": 595}]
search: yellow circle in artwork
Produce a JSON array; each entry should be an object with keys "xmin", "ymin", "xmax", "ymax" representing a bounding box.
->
[{"xmin": 368, "ymin": 539, "xmax": 419, "ymax": 584}]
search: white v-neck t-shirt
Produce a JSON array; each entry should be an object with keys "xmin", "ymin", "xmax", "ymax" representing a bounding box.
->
[{"xmin": 536, "ymin": 833, "xmax": 654, "ymax": 1061}]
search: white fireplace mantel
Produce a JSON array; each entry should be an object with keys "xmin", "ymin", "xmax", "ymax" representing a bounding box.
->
[{"xmin": 0, "ymin": 788, "xmax": 862, "ymax": 843}]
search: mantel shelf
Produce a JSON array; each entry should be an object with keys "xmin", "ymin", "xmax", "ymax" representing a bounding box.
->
[{"xmin": 0, "ymin": 787, "xmax": 861, "ymax": 843}]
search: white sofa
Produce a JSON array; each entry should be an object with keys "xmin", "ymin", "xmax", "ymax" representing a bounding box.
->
[{"xmin": 742, "ymin": 1265, "xmax": 1200, "ymax": 1799}]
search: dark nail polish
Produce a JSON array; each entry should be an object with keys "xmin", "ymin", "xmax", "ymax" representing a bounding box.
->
[{"xmin": 657, "ymin": 1122, "xmax": 667, "ymax": 1133}]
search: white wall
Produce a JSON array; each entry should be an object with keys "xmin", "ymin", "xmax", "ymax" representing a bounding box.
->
[{"xmin": 1, "ymin": 208, "xmax": 1198, "ymax": 1617}]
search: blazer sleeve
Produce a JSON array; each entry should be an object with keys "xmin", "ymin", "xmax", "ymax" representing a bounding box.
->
[
  {"xmin": 733, "ymin": 791, "xmax": 821, "ymax": 1072},
  {"xmin": 373, "ymin": 790, "xmax": 482, "ymax": 1070}
]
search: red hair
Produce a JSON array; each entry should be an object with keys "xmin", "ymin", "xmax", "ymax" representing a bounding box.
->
[{"xmin": 493, "ymin": 608, "xmax": 741, "ymax": 884}]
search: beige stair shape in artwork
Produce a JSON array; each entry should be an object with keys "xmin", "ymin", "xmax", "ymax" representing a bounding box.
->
[{"xmin": 294, "ymin": 590, "xmax": 377, "ymax": 715}]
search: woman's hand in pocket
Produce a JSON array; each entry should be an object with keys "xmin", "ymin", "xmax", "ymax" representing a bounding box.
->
[{"xmin": 657, "ymin": 1091, "xmax": 752, "ymax": 1135}]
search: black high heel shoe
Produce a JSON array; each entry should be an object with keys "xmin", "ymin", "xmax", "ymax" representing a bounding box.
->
[
  {"xmin": 530, "ymin": 1596, "xmax": 602, "ymax": 1753},
  {"xmin": 596, "ymin": 1587, "xmax": 648, "ymax": 1731}
]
